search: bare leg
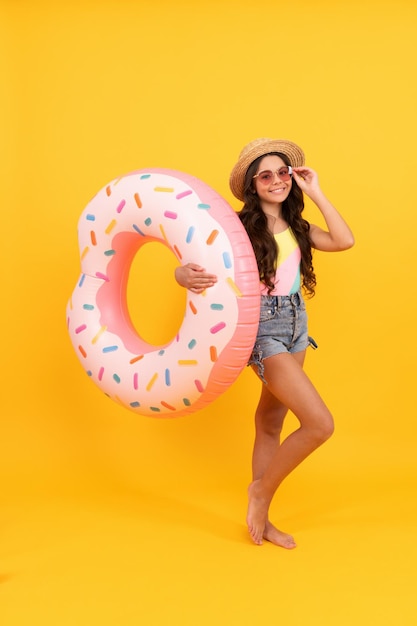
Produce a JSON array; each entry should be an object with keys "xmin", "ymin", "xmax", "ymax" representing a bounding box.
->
[{"xmin": 247, "ymin": 352, "xmax": 334, "ymax": 545}]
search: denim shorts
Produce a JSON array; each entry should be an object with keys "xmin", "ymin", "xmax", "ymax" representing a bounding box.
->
[{"xmin": 248, "ymin": 291, "xmax": 309, "ymax": 383}]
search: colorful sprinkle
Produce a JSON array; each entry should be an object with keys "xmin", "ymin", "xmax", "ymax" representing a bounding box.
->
[
  {"xmin": 210, "ymin": 322, "xmax": 226, "ymax": 334},
  {"xmin": 86, "ymin": 214, "xmax": 95, "ymax": 221},
  {"xmin": 188, "ymin": 339, "xmax": 197, "ymax": 350},
  {"xmin": 150, "ymin": 406, "xmax": 161, "ymax": 412},
  {"xmin": 106, "ymin": 185, "xmax": 111, "ymax": 196},
  {"xmin": 140, "ymin": 174, "xmax": 151, "ymax": 179},
  {"xmin": 78, "ymin": 274, "xmax": 86, "ymax": 287},
  {"xmin": 83, "ymin": 304, "xmax": 95, "ymax": 310},
  {"xmin": 226, "ymin": 277, "xmax": 242, "ymax": 297},
  {"xmin": 158, "ymin": 350, "xmax": 165, "ymax": 356},
  {"xmin": 96, "ymin": 272, "xmax": 109, "ymax": 282},
  {"xmin": 223, "ymin": 252, "xmax": 232, "ymax": 269},
  {"xmin": 105, "ymin": 219, "xmax": 117, "ymax": 234},
  {"xmin": 159, "ymin": 224, "xmax": 168, "ymax": 244},
  {"xmin": 113, "ymin": 374, "xmax": 121, "ymax": 383},
  {"xmin": 87, "ymin": 370, "xmax": 92, "ymax": 377},
  {"xmin": 178, "ymin": 360, "xmax": 198, "ymax": 366},
  {"xmin": 116, "ymin": 200, "xmax": 126, "ymax": 213},
  {"xmin": 133, "ymin": 372, "xmax": 139, "ymax": 390},
  {"xmin": 134, "ymin": 192, "xmax": 142, "ymax": 208},
  {"xmin": 198, "ymin": 203, "xmax": 210, "ymax": 210},
  {"xmin": 130, "ymin": 355, "xmax": 144, "ymax": 364},
  {"xmin": 103, "ymin": 345, "xmax": 118, "ymax": 353},
  {"xmin": 133, "ymin": 224, "xmax": 146, "ymax": 236},
  {"xmin": 98, "ymin": 367, "xmax": 104, "ymax": 381},
  {"xmin": 186, "ymin": 226, "xmax": 195, "ymax": 243},
  {"xmin": 144, "ymin": 217, "xmax": 152, "ymax": 226},
  {"xmin": 194, "ymin": 379, "xmax": 204, "ymax": 392},
  {"xmin": 183, "ymin": 398, "xmax": 191, "ymax": 406},
  {"xmin": 206, "ymin": 230, "xmax": 219, "ymax": 245},
  {"xmin": 164, "ymin": 211, "xmax": 178, "ymax": 219},
  {"xmin": 189, "ymin": 301, "xmax": 197, "ymax": 315},
  {"xmin": 165, "ymin": 369, "xmax": 171, "ymax": 386},
  {"xmin": 176, "ymin": 190, "xmax": 192, "ymax": 200},
  {"xmin": 146, "ymin": 373, "xmax": 158, "ymax": 391},
  {"xmin": 161, "ymin": 401, "xmax": 176, "ymax": 411},
  {"xmin": 210, "ymin": 303, "xmax": 224, "ymax": 310},
  {"xmin": 210, "ymin": 346, "xmax": 218, "ymax": 362},
  {"xmin": 154, "ymin": 187, "xmax": 174, "ymax": 193},
  {"xmin": 81, "ymin": 247, "xmax": 89, "ymax": 261},
  {"xmin": 173, "ymin": 245, "xmax": 182, "ymax": 259},
  {"xmin": 75, "ymin": 324, "xmax": 87, "ymax": 334},
  {"xmin": 130, "ymin": 401, "xmax": 140, "ymax": 408},
  {"xmin": 78, "ymin": 345, "xmax": 87, "ymax": 358},
  {"xmin": 90, "ymin": 231, "xmax": 97, "ymax": 245},
  {"xmin": 104, "ymin": 249, "xmax": 116, "ymax": 256},
  {"xmin": 92, "ymin": 326, "xmax": 107, "ymax": 344}
]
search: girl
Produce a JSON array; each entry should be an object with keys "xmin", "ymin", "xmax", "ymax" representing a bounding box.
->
[{"xmin": 176, "ymin": 137, "xmax": 354, "ymax": 547}]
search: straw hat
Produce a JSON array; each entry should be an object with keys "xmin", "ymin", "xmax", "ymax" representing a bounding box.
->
[{"xmin": 229, "ymin": 137, "xmax": 305, "ymax": 201}]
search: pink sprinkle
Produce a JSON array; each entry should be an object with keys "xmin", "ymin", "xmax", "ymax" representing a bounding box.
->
[
  {"xmin": 176, "ymin": 190, "xmax": 192, "ymax": 200},
  {"xmin": 75, "ymin": 324, "xmax": 87, "ymax": 334},
  {"xmin": 98, "ymin": 367, "xmax": 104, "ymax": 381},
  {"xmin": 164, "ymin": 211, "xmax": 177, "ymax": 219},
  {"xmin": 210, "ymin": 322, "xmax": 226, "ymax": 334},
  {"xmin": 96, "ymin": 272, "xmax": 109, "ymax": 281},
  {"xmin": 133, "ymin": 372, "xmax": 138, "ymax": 390},
  {"xmin": 116, "ymin": 200, "xmax": 126, "ymax": 213},
  {"xmin": 194, "ymin": 379, "xmax": 204, "ymax": 393}
]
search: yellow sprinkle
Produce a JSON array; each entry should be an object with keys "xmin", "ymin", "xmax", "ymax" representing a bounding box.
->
[
  {"xmin": 91, "ymin": 326, "xmax": 107, "ymax": 344},
  {"xmin": 226, "ymin": 277, "xmax": 242, "ymax": 297},
  {"xmin": 146, "ymin": 373, "xmax": 158, "ymax": 391},
  {"xmin": 105, "ymin": 219, "xmax": 117, "ymax": 234},
  {"xmin": 113, "ymin": 176, "xmax": 123, "ymax": 186},
  {"xmin": 80, "ymin": 246, "xmax": 89, "ymax": 261},
  {"xmin": 178, "ymin": 360, "xmax": 198, "ymax": 366},
  {"xmin": 159, "ymin": 224, "xmax": 168, "ymax": 244},
  {"xmin": 154, "ymin": 187, "xmax": 174, "ymax": 193}
]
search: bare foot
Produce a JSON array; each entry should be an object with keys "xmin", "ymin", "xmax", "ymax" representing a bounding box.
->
[
  {"xmin": 263, "ymin": 520, "xmax": 297, "ymax": 549},
  {"xmin": 247, "ymin": 481, "xmax": 269, "ymax": 545}
]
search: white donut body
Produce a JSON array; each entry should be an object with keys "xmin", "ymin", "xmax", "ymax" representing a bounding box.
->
[{"xmin": 67, "ymin": 169, "xmax": 259, "ymax": 417}]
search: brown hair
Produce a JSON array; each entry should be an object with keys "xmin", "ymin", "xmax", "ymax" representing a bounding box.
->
[{"xmin": 238, "ymin": 152, "xmax": 316, "ymax": 296}]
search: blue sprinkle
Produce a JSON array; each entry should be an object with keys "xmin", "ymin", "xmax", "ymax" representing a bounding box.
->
[
  {"xmin": 103, "ymin": 345, "xmax": 118, "ymax": 353},
  {"xmin": 223, "ymin": 252, "xmax": 232, "ymax": 269},
  {"xmin": 144, "ymin": 217, "xmax": 152, "ymax": 226},
  {"xmin": 78, "ymin": 274, "xmax": 86, "ymax": 288},
  {"xmin": 150, "ymin": 406, "xmax": 161, "ymax": 412},
  {"xmin": 198, "ymin": 203, "xmax": 210, "ymax": 210},
  {"xmin": 83, "ymin": 304, "xmax": 94, "ymax": 310},
  {"xmin": 210, "ymin": 303, "xmax": 224, "ymax": 310},
  {"xmin": 104, "ymin": 249, "xmax": 116, "ymax": 256},
  {"xmin": 186, "ymin": 226, "xmax": 195, "ymax": 243},
  {"xmin": 133, "ymin": 224, "xmax": 146, "ymax": 236},
  {"xmin": 183, "ymin": 398, "xmax": 191, "ymax": 406},
  {"xmin": 86, "ymin": 214, "xmax": 95, "ymax": 221},
  {"xmin": 87, "ymin": 370, "xmax": 92, "ymax": 377},
  {"xmin": 165, "ymin": 369, "xmax": 171, "ymax": 386},
  {"xmin": 130, "ymin": 401, "xmax": 141, "ymax": 408},
  {"xmin": 188, "ymin": 339, "xmax": 197, "ymax": 349},
  {"xmin": 158, "ymin": 349, "xmax": 165, "ymax": 356},
  {"xmin": 140, "ymin": 174, "xmax": 151, "ymax": 179},
  {"xmin": 113, "ymin": 374, "xmax": 121, "ymax": 383}
]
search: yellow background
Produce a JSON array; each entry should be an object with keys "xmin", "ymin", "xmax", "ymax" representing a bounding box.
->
[{"xmin": 1, "ymin": 0, "xmax": 416, "ymax": 624}]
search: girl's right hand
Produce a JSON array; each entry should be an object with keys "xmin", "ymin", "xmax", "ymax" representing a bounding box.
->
[{"xmin": 175, "ymin": 263, "xmax": 218, "ymax": 294}]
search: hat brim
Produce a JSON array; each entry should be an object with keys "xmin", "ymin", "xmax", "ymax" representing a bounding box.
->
[{"xmin": 229, "ymin": 138, "xmax": 305, "ymax": 201}]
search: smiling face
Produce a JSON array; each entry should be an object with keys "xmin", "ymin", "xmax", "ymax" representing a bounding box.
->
[{"xmin": 253, "ymin": 154, "xmax": 292, "ymax": 212}]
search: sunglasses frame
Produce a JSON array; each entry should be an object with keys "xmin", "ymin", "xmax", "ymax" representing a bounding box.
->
[{"xmin": 252, "ymin": 165, "xmax": 293, "ymax": 184}]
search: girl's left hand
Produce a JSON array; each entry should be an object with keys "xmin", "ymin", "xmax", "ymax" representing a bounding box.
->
[{"xmin": 292, "ymin": 167, "xmax": 320, "ymax": 196}]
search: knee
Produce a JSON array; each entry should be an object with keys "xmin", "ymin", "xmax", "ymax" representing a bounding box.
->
[
  {"xmin": 255, "ymin": 406, "xmax": 286, "ymax": 439},
  {"xmin": 313, "ymin": 413, "xmax": 334, "ymax": 444}
]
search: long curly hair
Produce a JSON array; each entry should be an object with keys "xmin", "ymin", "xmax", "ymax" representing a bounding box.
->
[{"xmin": 238, "ymin": 152, "xmax": 316, "ymax": 297}]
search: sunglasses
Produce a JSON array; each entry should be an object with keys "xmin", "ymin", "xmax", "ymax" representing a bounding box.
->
[{"xmin": 253, "ymin": 166, "xmax": 293, "ymax": 185}]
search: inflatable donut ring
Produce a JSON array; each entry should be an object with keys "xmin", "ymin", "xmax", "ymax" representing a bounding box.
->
[{"xmin": 66, "ymin": 168, "xmax": 260, "ymax": 418}]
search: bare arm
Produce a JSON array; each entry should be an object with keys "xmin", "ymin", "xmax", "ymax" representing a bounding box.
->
[
  {"xmin": 292, "ymin": 167, "xmax": 355, "ymax": 252},
  {"xmin": 175, "ymin": 263, "xmax": 217, "ymax": 294}
]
